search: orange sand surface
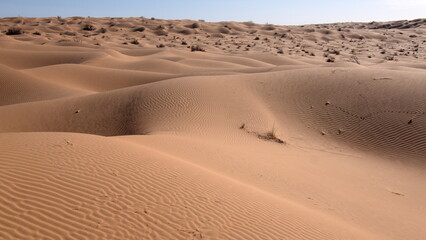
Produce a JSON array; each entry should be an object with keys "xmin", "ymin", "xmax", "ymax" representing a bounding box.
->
[{"xmin": 0, "ymin": 17, "xmax": 425, "ymax": 239}]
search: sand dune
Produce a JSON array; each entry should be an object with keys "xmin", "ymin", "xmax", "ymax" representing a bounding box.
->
[
  {"xmin": 0, "ymin": 17, "xmax": 425, "ymax": 240},
  {"xmin": 24, "ymin": 64, "xmax": 177, "ymax": 92},
  {"xmin": 0, "ymin": 132, "xmax": 382, "ymax": 240},
  {"xmin": 0, "ymin": 64, "xmax": 88, "ymax": 106}
]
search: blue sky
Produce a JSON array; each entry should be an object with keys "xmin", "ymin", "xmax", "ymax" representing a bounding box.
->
[{"xmin": 0, "ymin": 0, "xmax": 425, "ymax": 25}]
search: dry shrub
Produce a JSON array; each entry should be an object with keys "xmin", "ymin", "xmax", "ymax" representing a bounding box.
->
[{"xmin": 6, "ymin": 27, "xmax": 22, "ymax": 35}]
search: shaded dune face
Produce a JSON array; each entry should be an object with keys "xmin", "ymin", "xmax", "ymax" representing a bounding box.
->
[
  {"xmin": 251, "ymin": 68, "xmax": 426, "ymax": 160},
  {"xmin": 0, "ymin": 17, "xmax": 426, "ymax": 240},
  {"xmin": 0, "ymin": 64, "xmax": 88, "ymax": 106},
  {"xmin": 1, "ymin": 67, "xmax": 426, "ymax": 160}
]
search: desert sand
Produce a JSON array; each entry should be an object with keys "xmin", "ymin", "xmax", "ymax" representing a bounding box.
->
[{"xmin": 0, "ymin": 16, "xmax": 425, "ymax": 240}]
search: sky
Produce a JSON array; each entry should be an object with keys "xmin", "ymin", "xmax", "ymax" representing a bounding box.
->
[{"xmin": 0, "ymin": 0, "xmax": 425, "ymax": 25}]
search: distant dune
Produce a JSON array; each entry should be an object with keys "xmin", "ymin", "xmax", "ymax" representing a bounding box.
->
[{"xmin": 0, "ymin": 17, "xmax": 425, "ymax": 240}]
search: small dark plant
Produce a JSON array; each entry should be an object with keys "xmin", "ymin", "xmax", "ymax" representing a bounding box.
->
[
  {"xmin": 130, "ymin": 39, "xmax": 139, "ymax": 45},
  {"xmin": 190, "ymin": 22, "xmax": 200, "ymax": 28},
  {"xmin": 257, "ymin": 124, "xmax": 285, "ymax": 144},
  {"xmin": 82, "ymin": 24, "xmax": 96, "ymax": 31},
  {"xmin": 6, "ymin": 27, "xmax": 22, "ymax": 35},
  {"xmin": 133, "ymin": 27, "xmax": 145, "ymax": 32},
  {"xmin": 350, "ymin": 55, "xmax": 360, "ymax": 64},
  {"xmin": 191, "ymin": 45, "xmax": 205, "ymax": 52}
]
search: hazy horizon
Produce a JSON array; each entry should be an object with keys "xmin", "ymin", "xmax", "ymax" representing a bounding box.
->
[{"xmin": 1, "ymin": 0, "xmax": 425, "ymax": 25}]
